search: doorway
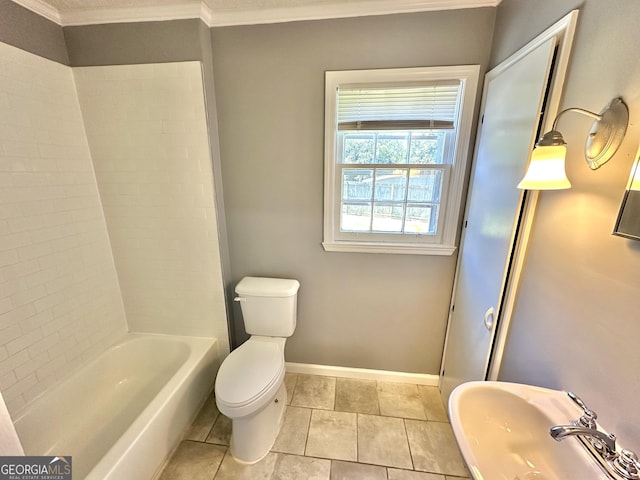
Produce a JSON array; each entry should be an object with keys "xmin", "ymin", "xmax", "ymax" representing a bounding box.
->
[{"xmin": 439, "ymin": 11, "xmax": 579, "ymax": 400}]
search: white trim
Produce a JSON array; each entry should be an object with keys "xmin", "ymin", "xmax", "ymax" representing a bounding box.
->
[
  {"xmin": 475, "ymin": 37, "xmax": 558, "ymax": 384},
  {"xmin": 440, "ymin": 9, "xmax": 579, "ymax": 390},
  {"xmin": 12, "ymin": 0, "xmax": 501, "ymax": 27},
  {"xmin": 200, "ymin": 1, "xmax": 215, "ymax": 26},
  {"xmin": 59, "ymin": 3, "xmax": 202, "ymax": 26},
  {"xmin": 322, "ymin": 65, "xmax": 480, "ymax": 256},
  {"xmin": 208, "ymin": 0, "xmax": 500, "ymax": 27},
  {"xmin": 11, "ymin": 0, "xmax": 61, "ymax": 24},
  {"xmin": 322, "ymin": 241, "xmax": 455, "ymax": 256},
  {"xmin": 487, "ymin": 9, "xmax": 579, "ymax": 380},
  {"xmin": 286, "ymin": 362, "xmax": 439, "ymax": 386}
]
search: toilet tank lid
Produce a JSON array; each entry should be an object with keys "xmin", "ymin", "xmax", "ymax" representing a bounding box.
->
[{"xmin": 235, "ymin": 276, "xmax": 300, "ymax": 297}]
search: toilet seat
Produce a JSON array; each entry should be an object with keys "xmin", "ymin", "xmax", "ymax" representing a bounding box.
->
[{"xmin": 215, "ymin": 338, "xmax": 285, "ymax": 418}]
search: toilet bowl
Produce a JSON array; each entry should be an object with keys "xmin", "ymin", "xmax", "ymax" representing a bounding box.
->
[
  {"xmin": 214, "ymin": 277, "xmax": 300, "ymax": 464},
  {"xmin": 215, "ymin": 337, "xmax": 287, "ymax": 463}
]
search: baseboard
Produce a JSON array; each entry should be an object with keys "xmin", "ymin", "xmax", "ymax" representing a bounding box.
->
[{"xmin": 285, "ymin": 362, "xmax": 439, "ymax": 386}]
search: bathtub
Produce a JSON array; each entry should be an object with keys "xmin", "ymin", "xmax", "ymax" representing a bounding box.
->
[{"xmin": 13, "ymin": 333, "xmax": 220, "ymax": 480}]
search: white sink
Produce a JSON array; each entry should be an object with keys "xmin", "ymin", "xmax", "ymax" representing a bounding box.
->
[{"xmin": 449, "ymin": 381, "xmax": 610, "ymax": 480}]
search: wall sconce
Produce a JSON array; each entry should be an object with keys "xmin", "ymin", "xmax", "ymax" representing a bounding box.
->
[{"xmin": 518, "ymin": 97, "xmax": 628, "ymax": 190}]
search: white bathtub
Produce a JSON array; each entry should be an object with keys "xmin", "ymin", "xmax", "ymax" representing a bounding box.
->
[{"xmin": 13, "ymin": 333, "xmax": 220, "ymax": 480}]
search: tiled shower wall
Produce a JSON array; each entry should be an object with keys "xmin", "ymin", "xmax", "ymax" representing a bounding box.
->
[
  {"xmin": 73, "ymin": 63, "xmax": 229, "ymax": 356},
  {"xmin": 0, "ymin": 42, "xmax": 127, "ymax": 415}
]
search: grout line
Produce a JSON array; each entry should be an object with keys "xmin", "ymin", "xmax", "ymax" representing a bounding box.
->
[
  {"xmin": 203, "ymin": 408, "xmax": 220, "ymax": 442},
  {"xmin": 211, "ymin": 448, "xmax": 230, "ymax": 480},
  {"xmin": 355, "ymin": 412, "xmax": 360, "ymax": 463},
  {"xmin": 402, "ymin": 418, "xmax": 415, "ymax": 471},
  {"xmin": 286, "ymin": 372, "xmax": 299, "ymax": 406},
  {"xmin": 302, "ymin": 407, "xmax": 313, "ymax": 456},
  {"xmin": 173, "ymin": 372, "xmax": 460, "ymax": 479},
  {"xmin": 330, "ymin": 375, "xmax": 337, "ymax": 411}
]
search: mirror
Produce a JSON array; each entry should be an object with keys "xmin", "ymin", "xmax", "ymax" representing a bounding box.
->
[{"xmin": 613, "ymin": 150, "xmax": 640, "ymax": 240}]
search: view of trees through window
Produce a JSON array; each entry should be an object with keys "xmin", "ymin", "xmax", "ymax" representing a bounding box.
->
[
  {"xmin": 339, "ymin": 130, "xmax": 447, "ymax": 234},
  {"xmin": 342, "ymin": 131, "xmax": 444, "ymax": 165}
]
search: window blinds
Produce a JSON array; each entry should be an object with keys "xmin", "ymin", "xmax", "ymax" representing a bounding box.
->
[{"xmin": 337, "ymin": 81, "xmax": 461, "ymax": 131}]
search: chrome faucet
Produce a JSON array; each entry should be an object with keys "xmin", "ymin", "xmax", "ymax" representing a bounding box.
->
[
  {"xmin": 549, "ymin": 391, "xmax": 617, "ymax": 454},
  {"xmin": 566, "ymin": 391, "xmax": 598, "ymax": 429},
  {"xmin": 548, "ymin": 392, "xmax": 640, "ymax": 480},
  {"xmin": 550, "ymin": 424, "xmax": 617, "ymax": 454}
]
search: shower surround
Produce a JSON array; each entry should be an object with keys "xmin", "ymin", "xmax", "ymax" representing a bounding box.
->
[
  {"xmin": 73, "ymin": 62, "xmax": 228, "ymax": 347},
  {"xmin": 0, "ymin": 40, "xmax": 228, "ymax": 459},
  {"xmin": 0, "ymin": 41, "xmax": 127, "ymax": 415}
]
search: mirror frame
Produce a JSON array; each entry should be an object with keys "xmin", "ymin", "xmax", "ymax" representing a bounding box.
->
[{"xmin": 613, "ymin": 153, "xmax": 640, "ymax": 241}]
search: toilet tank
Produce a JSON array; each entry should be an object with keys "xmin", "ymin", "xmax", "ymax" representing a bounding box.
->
[{"xmin": 235, "ymin": 277, "xmax": 300, "ymax": 337}]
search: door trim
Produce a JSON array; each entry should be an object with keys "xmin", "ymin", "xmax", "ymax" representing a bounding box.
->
[
  {"xmin": 439, "ymin": 9, "xmax": 579, "ymax": 386},
  {"xmin": 486, "ymin": 9, "xmax": 579, "ymax": 381}
]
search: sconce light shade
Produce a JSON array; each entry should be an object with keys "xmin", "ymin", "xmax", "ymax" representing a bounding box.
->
[
  {"xmin": 517, "ymin": 131, "xmax": 571, "ymax": 190},
  {"xmin": 518, "ymin": 98, "xmax": 628, "ymax": 191}
]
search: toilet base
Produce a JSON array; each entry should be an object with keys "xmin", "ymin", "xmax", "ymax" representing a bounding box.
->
[{"xmin": 229, "ymin": 381, "xmax": 287, "ymax": 464}]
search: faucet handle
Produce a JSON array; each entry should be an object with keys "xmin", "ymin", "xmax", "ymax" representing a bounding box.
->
[
  {"xmin": 613, "ymin": 449, "xmax": 640, "ymax": 479},
  {"xmin": 567, "ymin": 392, "xmax": 598, "ymax": 428}
]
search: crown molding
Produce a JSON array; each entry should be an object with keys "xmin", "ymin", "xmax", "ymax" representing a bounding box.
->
[
  {"xmin": 59, "ymin": 2, "xmax": 202, "ymax": 26},
  {"xmin": 208, "ymin": 0, "xmax": 501, "ymax": 27},
  {"xmin": 11, "ymin": 0, "xmax": 501, "ymax": 27},
  {"xmin": 11, "ymin": 0, "xmax": 61, "ymax": 24},
  {"xmin": 200, "ymin": 1, "xmax": 215, "ymax": 26}
]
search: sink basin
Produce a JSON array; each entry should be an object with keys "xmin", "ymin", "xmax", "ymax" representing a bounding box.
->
[{"xmin": 449, "ymin": 381, "xmax": 609, "ymax": 480}]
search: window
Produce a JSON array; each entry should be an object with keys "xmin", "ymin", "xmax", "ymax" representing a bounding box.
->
[{"xmin": 323, "ymin": 66, "xmax": 479, "ymax": 255}]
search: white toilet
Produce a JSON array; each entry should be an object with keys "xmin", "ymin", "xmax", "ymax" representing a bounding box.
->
[{"xmin": 214, "ymin": 276, "xmax": 300, "ymax": 464}]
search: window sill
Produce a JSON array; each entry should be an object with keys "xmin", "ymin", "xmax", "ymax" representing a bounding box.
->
[{"xmin": 322, "ymin": 241, "xmax": 456, "ymax": 256}]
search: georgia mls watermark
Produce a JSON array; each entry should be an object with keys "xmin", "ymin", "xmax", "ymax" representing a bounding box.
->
[{"xmin": 0, "ymin": 457, "xmax": 72, "ymax": 480}]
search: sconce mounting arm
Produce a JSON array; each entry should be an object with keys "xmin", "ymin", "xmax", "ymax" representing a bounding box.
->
[
  {"xmin": 546, "ymin": 98, "xmax": 628, "ymax": 170},
  {"xmin": 551, "ymin": 107, "xmax": 602, "ymax": 130}
]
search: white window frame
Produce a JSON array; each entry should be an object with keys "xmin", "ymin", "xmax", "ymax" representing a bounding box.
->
[{"xmin": 322, "ymin": 65, "xmax": 480, "ymax": 255}]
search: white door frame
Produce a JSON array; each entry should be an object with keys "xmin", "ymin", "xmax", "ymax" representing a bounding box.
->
[{"xmin": 439, "ymin": 9, "xmax": 579, "ymax": 385}]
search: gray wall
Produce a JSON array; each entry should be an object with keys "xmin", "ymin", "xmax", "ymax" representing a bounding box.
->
[
  {"xmin": 198, "ymin": 21, "xmax": 235, "ymax": 344},
  {"xmin": 0, "ymin": 0, "xmax": 68, "ymax": 64},
  {"xmin": 211, "ymin": 9, "xmax": 496, "ymax": 373},
  {"xmin": 63, "ymin": 19, "xmax": 202, "ymax": 66},
  {"xmin": 492, "ymin": 0, "xmax": 640, "ymax": 448}
]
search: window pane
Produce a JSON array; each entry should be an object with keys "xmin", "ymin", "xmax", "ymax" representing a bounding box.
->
[
  {"xmin": 407, "ymin": 169, "xmax": 443, "ymax": 203},
  {"xmin": 342, "ymin": 169, "xmax": 373, "ymax": 202},
  {"xmin": 341, "ymin": 203, "xmax": 371, "ymax": 232},
  {"xmin": 372, "ymin": 204, "xmax": 404, "ymax": 232},
  {"xmin": 343, "ymin": 133, "xmax": 375, "ymax": 164},
  {"xmin": 404, "ymin": 204, "xmax": 438, "ymax": 234},
  {"xmin": 410, "ymin": 131, "xmax": 445, "ymax": 164},
  {"xmin": 374, "ymin": 169, "xmax": 407, "ymax": 202},
  {"xmin": 325, "ymin": 66, "xmax": 480, "ymax": 251},
  {"xmin": 375, "ymin": 132, "xmax": 408, "ymax": 164}
]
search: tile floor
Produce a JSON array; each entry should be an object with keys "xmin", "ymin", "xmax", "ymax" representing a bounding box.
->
[{"xmin": 158, "ymin": 373, "xmax": 470, "ymax": 480}]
